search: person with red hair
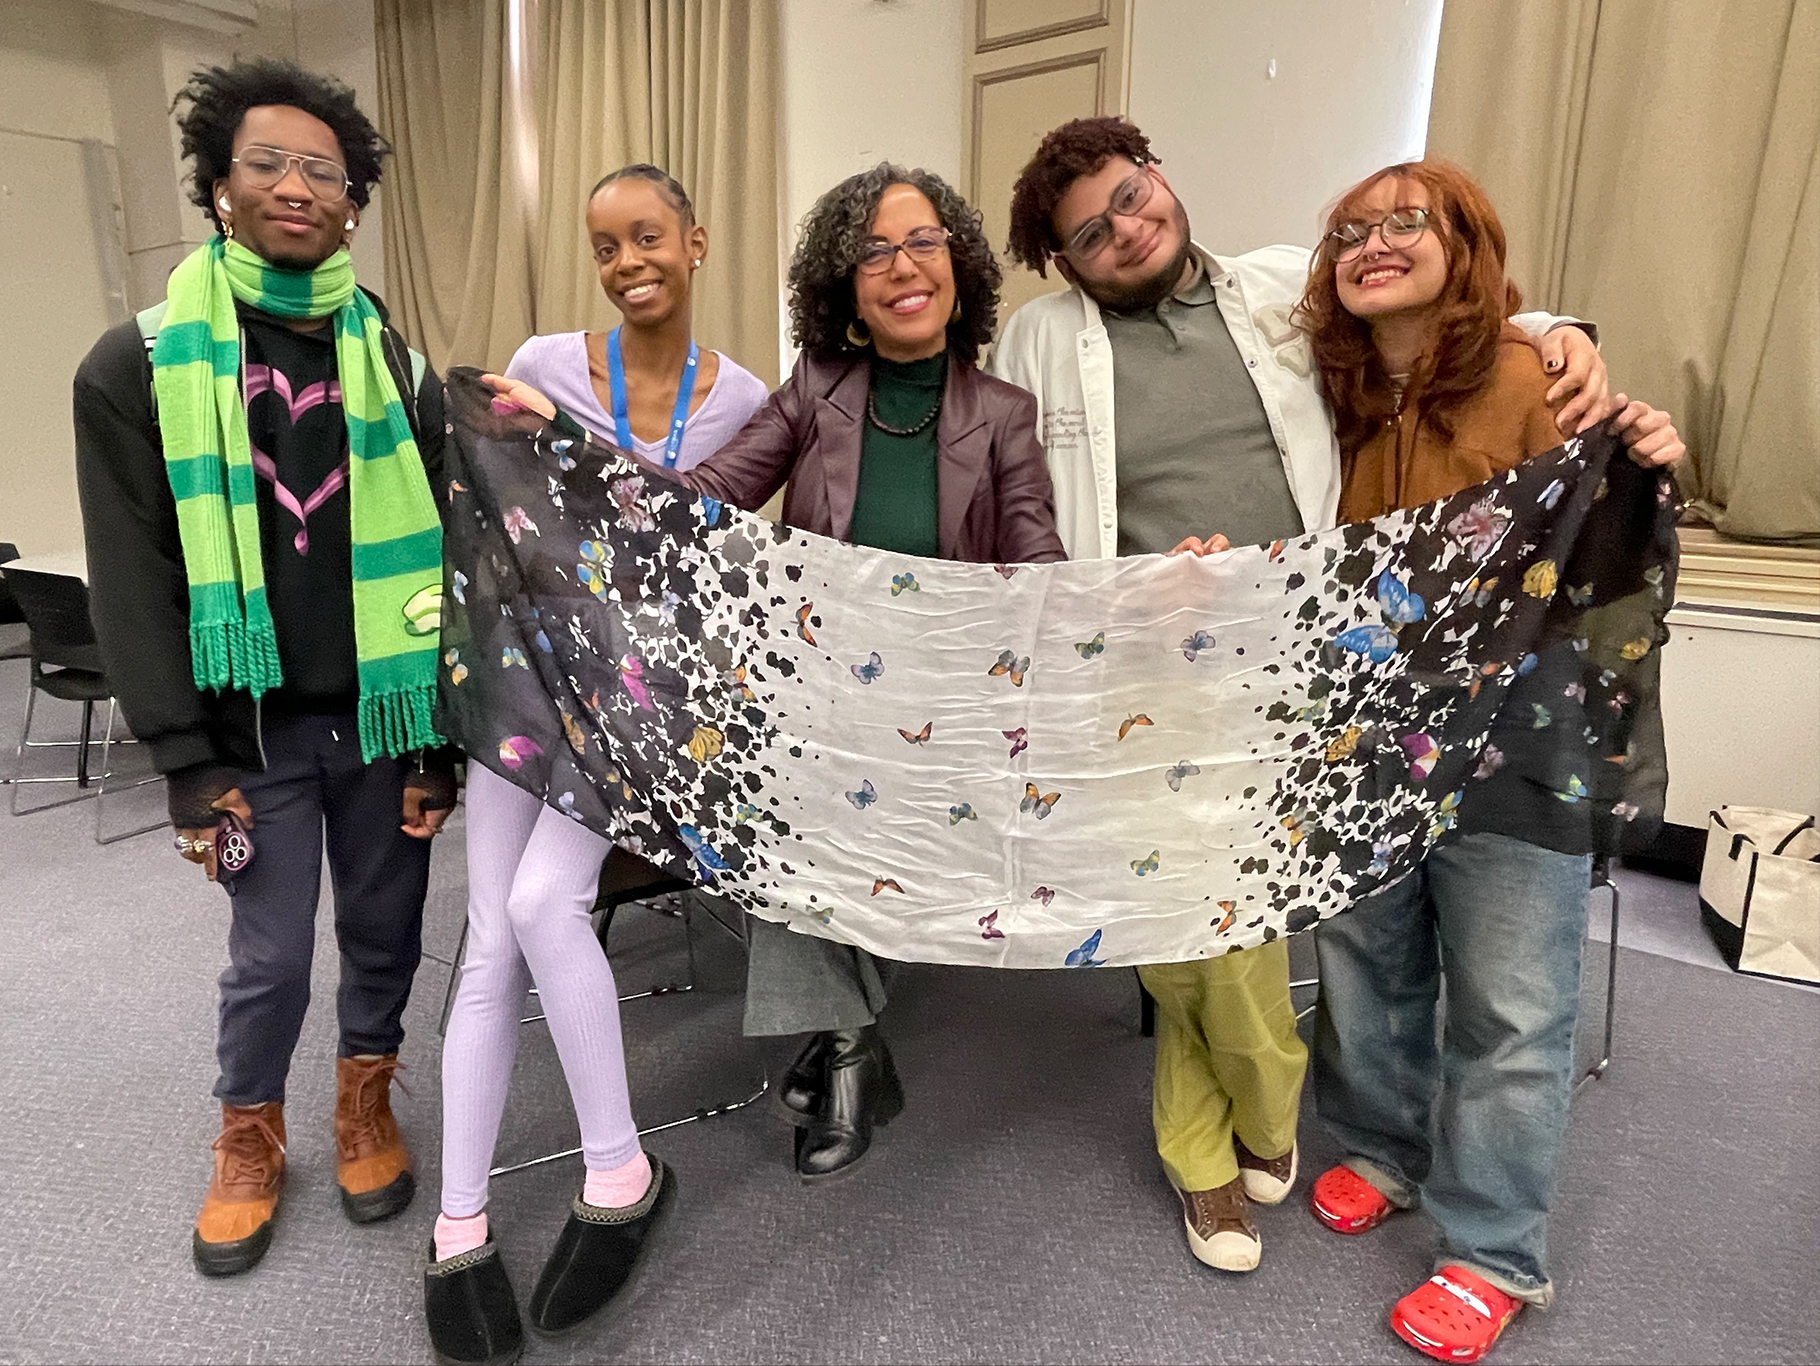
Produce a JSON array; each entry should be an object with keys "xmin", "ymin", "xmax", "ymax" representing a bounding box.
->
[{"xmin": 1295, "ymin": 160, "xmax": 1681, "ymax": 1364}]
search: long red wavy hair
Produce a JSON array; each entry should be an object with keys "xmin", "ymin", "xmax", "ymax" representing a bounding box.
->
[{"xmin": 1295, "ymin": 160, "xmax": 1522, "ymax": 459}]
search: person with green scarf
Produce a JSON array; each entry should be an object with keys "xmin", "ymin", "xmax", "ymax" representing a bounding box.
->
[{"xmin": 72, "ymin": 59, "xmax": 454, "ymax": 1278}]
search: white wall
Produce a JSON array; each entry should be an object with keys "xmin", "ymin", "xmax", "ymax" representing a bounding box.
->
[
  {"xmin": 293, "ymin": 0, "xmax": 386, "ymax": 296},
  {"xmin": 776, "ymin": 0, "xmax": 965, "ymax": 369},
  {"xmin": 1127, "ymin": 0, "xmax": 1444, "ymax": 254}
]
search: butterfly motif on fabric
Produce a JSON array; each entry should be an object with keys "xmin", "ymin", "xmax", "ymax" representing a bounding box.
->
[
  {"xmin": 1522, "ymin": 559, "xmax": 1558, "ymax": 599},
  {"xmin": 1003, "ymin": 728, "xmax": 1028, "ymax": 758},
  {"xmin": 1281, "ymin": 812, "xmax": 1310, "ymax": 848},
  {"xmin": 1180, "ymin": 631, "xmax": 1216, "ymax": 662},
  {"xmin": 677, "ymin": 824, "xmax": 730, "ymax": 882},
  {"xmin": 898, "ymin": 721, "xmax": 932, "ymax": 745},
  {"xmin": 685, "ymin": 726, "xmax": 724, "ymax": 763},
  {"xmin": 1565, "ymin": 583, "xmax": 1594, "ymax": 607},
  {"xmin": 1325, "ymin": 726, "xmax": 1364, "ymax": 763},
  {"xmin": 845, "ymin": 779, "xmax": 877, "ymax": 810},
  {"xmin": 1517, "ymin": 653, "xmax": 1539, "ymax": 675},
  {"xmin": 1268, "ymin": 540, "xmax": 1287, "ymax": 562},
  {"xmin": 497, "ymin": 735, "xmax": 542, "ymax": 769},
  {"xmin": 988, "ymin": 650, "xmax": 1029, "ymax": 686},
  {"xmin": 1400, "ymin": 732, "xmax": 1439, "ymax": 782},
  {"xmin": 795, "ymin": 603, "xmax": 817, "ymax": 646},
  {"xmin": 1369, "ymin": 840, "xmax": 1393, "ymax": 876},
  {"xmin": 949, "ymin": 803, "xmax": 977, "ymax": 825},
  {"xmin": 560, "ymin": 710, "xmax": 588, "ymax": 755},
  {"xmin": 992, "ymin": 565, "xmax": 1018, "ymax": 579},
  {"xmin": 1377, "ymin": 568, "xmax": 1426, "ymax": 624},
  {"xmin": 1074, "ymin": 632, "xmax": 1106, "ymax": 660},
  {"xmin": 978, "ymin": 909, "xmax": 1004, "ymax": 940},
  {"xmin": 890, "ymin": 572, "xmax": 920, "ymax": 596},
  {"xmin": 1429, "ymin": 790, "xmax": 1463, "ymax": 838},
  {"xmin": 1021, "ymin": 783, "xmax": 1061, "ymax": 819},
  {"xmin": 1119, "ymin": 714, "xmax": 1153, "ymax": 741},
  {"xmin": 1466, "ymin": 575, "xmax": 1501, "ymax": 609},
  {"xmin": 1556, "ymin": 775, "xmax": 1589, "ymax": 803},
  {"xmin": 1473, "ymin": 744, "xmax": 1505, "ymax": 779},
  {"xmin": 577, "ymin": 541, "xmax": 610, "ymax": 601},
  {"xmin": 447, "ymin": 478, "xmax": 468, "ymax": 504},
  {"xmin": 1213, "ymin": 900, "xmax": 1238, "ymax": 933},
  {"xmin": 451, "ymin": 569, "xmax": 468, "ymax": 605},
  {"xmin": 1131, "ymin": 850, "xmax": 1160, "ymax": 877},
  {"xmin": 1446, "ymin": 497, "xmax": 1512, "ymax": 559},
  {"xmin": 550, "ymin": 437, "xmax": 576, "ymax": 471},
  {"xmin": 1531, "ymin": 703, "xmax": 1553, "ymax": 728},
  {"xmin": 1030, "ymin": 886, "xmax": 1056, "ymax": 906},
  {"xmin": 730, "ymin": 665, "xmax": 756, "ymax": 703},
  {"xmin": 609, "ymin": 476, "xmax": 655, "ymax": 531},
  {"xmin": 500, "ymin": 646, "xmax": 528, "ymax": 669},
  {"xmin": 1164, "ymin": 761, "xmax": 1200, "ymax": 792},
  {"xmin": 618, "ymin": 655, "xmax": 654, "ymax": 711},
  {"xmin": 1539, "ymin": 478, "xmax": 1566, "ymax": 510},
  {"xmin": 502, "ymin": 506, "xmax": 538, "ymax": 543},
  {"xmin": 699, "ymin": 494, "xmax": 724, "ymax": 527},
  {"xmin": 871, "ymin": 877, "xmax": 904, "ymax": 896},
  {"xmin": 850, "ymin": 652, "xmax": 885, "ymax": 684},
  {"xmin": 1064, "ymin": 928, "xmax": 1106, "ymax": 967}
]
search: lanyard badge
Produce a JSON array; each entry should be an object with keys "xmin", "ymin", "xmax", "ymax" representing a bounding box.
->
[{"xmin": 606, "ymin": 326, "xmax": 700, "ymax": 470}]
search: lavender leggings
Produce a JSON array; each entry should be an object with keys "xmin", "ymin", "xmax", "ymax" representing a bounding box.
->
[{"xmin": 439, "ymin": 764, "xmax": 642, "ymax": 1217}]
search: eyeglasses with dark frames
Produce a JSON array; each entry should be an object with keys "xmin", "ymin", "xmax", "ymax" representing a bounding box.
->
[
  {"xmin": 1326, "ymin": 207, "xmax": 1432, "ymax": 263},
  {"xmin": 1062, "ymin": 165, "xmax": 1156, "ymax": 261},
  {"xmin": 855, "ymin": 227, "xmax": 952, "ymax": 275},
  {"xmin": 232, "ymin": 145, "xmax": 352, "ymax": 203}
]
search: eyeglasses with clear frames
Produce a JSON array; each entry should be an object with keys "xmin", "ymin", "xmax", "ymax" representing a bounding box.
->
[
  {"xmin": 855, "ymin": 227, "xmax": 952, "ymax": 275},
  {"xmin": 1063, "ymin": 166, "xmax": 1155, "ymax": 261},
  {"xmin": 1326, "ymin": 207, "xmax": 1431, "ymax": 263},
  {"xmin": 232, "ymin": 145, "xmax": 352, "ymax": 203}
]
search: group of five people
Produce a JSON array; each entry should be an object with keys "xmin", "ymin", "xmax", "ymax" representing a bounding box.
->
[{"xmin": 73, "ymin": 58, "xmax": 1683, "ymax": 1366}]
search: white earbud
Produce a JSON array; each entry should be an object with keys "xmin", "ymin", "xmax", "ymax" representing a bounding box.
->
[
  {"xmin": 219, "ymin": 198, "xmax": 230, "ymax": 211},
  {"xmin": 345, "ymin": 219, "xmax": 356, "ymax": 230}
]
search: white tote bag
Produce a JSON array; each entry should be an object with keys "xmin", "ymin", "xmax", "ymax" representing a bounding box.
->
[{"xmin": 1699, "ymin": 806, "xmax": 1820, "ymax": 985}]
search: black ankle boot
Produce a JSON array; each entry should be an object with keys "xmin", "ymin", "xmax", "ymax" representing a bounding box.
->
[
  {"xmin": 423, "ymin": 1236, "xmax": 523, "ymax": 1366},
  {"xmin": 527, "ymin": 1156, "xmax": 676, "ymax": 1337},
  {"xmin": 776, "ymin": 1031, "xmax": 832, "ymax": 1124},
  {"xmin": 795, "ymin": 1025, "xmax": 904, "ymax": 1183}
]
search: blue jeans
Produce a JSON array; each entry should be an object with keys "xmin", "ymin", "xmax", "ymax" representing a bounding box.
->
[{"xmin": 1313, "ymin": 832, "xmax": 1590, "ymax": 1306}]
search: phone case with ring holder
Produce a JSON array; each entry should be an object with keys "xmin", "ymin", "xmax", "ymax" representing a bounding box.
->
[{"xmin": 214, "ymin": 810, "xmax": 255, "ymax": 893}]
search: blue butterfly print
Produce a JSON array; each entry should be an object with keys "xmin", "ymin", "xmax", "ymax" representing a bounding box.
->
[
  {"xmin": 1375, "ymin": 569, "xmax": 1426, "ymax": 624},
  {"xmin": 949, "ymin": 803, "xmax": 977, "ymax": 825},
  {"xmin": 533, "ymin": 629, "xmax": 552, "ymax": 653},
  {"xmin": 1334, "ymin": 623, "xmax": 1398, "ymax": 663},
  {"xmin": 700, "ymin": 494, "xmax": 724, "ymax": 527},
  {"xmin": 500, "ymin": 646, "xmax": 528, "ymax": 668},
  {"xmin": 890, "ymin": 572, "xmax": 920, "ymax": 596},
  {"xmin": 845, "ymin": 779, "xmax": 877, "ymax": 810},
  {"xmin": 1369, "ymin": 839, "xmax": 1393, "ymax": 876},
  {"xmin": 451, "ymin": 570, "xmax": 468, "ymax": 605},
  {"xmin": 1074, "ymin": 631, "xmax": 1106, "ymax": 659},
  {"xmin": 1181, "ymin": 630, "xmax": 1216, "ymax": 662},
  {"xmin": 677, "ymin": 824, "xmax": 731, "ymax": 882},
  {"xmin": 1517, "ymin": 652, "xmax": 1539, "ymax": 675},
  {"xmin": 551, "ymin": 437, "xmax": 576, "ymax": 471},
  {"xmin": 1539, "ymin": 478, "xmax": 1566, "ymax": 509},
  {"xmin": 1556, "ymin": 774, "xmax": 1589, "ymax": 803},
  {"xmin": 1065, "ymin": 928, "xmax": 1107, "ymax": 968},
  {"xmin": 850, "ymin": 652, "xmax": 885, "ymax": 684}
]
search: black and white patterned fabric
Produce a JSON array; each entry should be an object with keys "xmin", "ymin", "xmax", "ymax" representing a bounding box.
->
[{"xmin": 435, "ymin": 370, "xmax": 1675, "ymax": 969}]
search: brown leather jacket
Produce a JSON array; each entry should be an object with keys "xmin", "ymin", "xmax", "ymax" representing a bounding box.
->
[
  {"xmin": 670, "ymin": 350, "xmax": 1066, "ymax": 564},
  {"xmin": 1338, "ymin": 324, "xmax": 1563, "ymax": 522}
]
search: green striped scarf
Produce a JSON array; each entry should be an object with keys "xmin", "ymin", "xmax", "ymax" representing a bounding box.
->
[{"xmin": 150, "ymin": 235, "xmax": 443, "ymax": 762}]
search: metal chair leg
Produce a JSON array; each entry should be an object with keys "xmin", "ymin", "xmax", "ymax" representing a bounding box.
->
[
  {"xmin": 10, "ymin": 687, "xmax": 104, "ymax": 815},
  {"xmin": 1577, "ymin": 870, "xmax": 1621, "ymax": 1091},
  {"xmin": 94, "ymin": 699, "xmax": 166, "ymax": 845}
]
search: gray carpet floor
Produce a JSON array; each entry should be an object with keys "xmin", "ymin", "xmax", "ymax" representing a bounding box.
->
[{"xmin": 2, "ymin": 673, "xmax": 1817, "ymax": 1365}]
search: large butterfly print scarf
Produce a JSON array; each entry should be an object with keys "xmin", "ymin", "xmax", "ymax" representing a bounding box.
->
[{"xmin": 436, "ymin": 370, "xmax": 1675, "ymax": 969}]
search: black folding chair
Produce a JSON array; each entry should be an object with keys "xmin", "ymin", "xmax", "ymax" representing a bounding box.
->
[
  {"xmin": 430, "ymin": 845, "xmax": 768, "ymax": 1178},
  {"xmin": 2, "ymin": 566, "xmax": 162, "ymax": 841},
  {"xmin": 0, "ymin": 544, "xmax": 31, "ymax": 684},
  {"xmin": 1576, "ymin": 853, "xmax": 1621, "ymax": 1090}
]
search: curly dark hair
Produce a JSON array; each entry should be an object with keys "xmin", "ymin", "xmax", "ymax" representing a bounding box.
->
[
  {"xmin": 589, "ymin": 163, "xmax": 694, "ymax": 226},
  {"xmin": 1006, "ymin": 116, "xmax": 1157, "ymax": 278},
  {"xmin": 788, "ymin": 163, "xmax": 1000, "ymax": 365},
  {"xmin": 172, "ymin": 59, "xmax": 390, "ymax": 231}
]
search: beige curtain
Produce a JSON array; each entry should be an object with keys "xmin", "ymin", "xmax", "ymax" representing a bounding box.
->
[
  {"xmin": 377, "ymin": 0, "xmax": 780, "ymax": 384},
  {"xmin": 375, "ymin": 0, "xmax": 536, "ymax": 374},
  {"xmin": 1427, "ymin": 0, "xmax": 1820, "ymax": 544}
]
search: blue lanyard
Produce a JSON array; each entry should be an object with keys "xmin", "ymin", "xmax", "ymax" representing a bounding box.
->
[{"xmin": 606, "ymin": 326, "xmax": 700, "ymax": 469}]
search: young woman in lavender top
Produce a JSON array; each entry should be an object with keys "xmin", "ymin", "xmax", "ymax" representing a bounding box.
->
[{"xmin": 424, "ymin": 165, "xmax": 767, "ymax": 1365}]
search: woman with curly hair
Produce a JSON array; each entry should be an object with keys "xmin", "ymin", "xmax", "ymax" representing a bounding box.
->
[
  {"xmin": 488, "ymin": 162, "xmax": 1064, "ymax": 1182},
  {"xmin": 1295, "ymin": 160, "xmax": 1681, "ymax": 1365}
]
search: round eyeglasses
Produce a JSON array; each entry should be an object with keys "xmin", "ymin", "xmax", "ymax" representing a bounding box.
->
[
  {"xmin": 1063, "ymin": 167, "xmax": 1155, "ymax": 261},
  {"xmin": 232, "ymin": 145, "xmax": 352, "ymax": 203},
  {"xmin": 1326, "ymin": 207, "xmax": 1431, "ymax": 263},
  {"xmin": 855, "ymin": 227, "xmax": 951, "ymax": 275}
]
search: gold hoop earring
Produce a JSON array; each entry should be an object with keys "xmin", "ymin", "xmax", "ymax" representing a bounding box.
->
[
  {"xmin": 845, "ymin": 319, "xmax": 871, "ymax": 348},
  {"xmin": 950, "ymin": 297, "xmax": 963, "ymax": 323},
  {"xmin": 222, "ymin": 219, "xmax": 235, "ymax": 240}
]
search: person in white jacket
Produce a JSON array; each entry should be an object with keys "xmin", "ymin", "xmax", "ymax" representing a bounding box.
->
[{"xmin": 986, "ymin": 115, "xmax": 1616, "ymax": 1275}]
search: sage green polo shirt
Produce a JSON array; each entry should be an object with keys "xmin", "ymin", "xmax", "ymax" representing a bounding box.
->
[{"xmin": 1103, "ymin": 251, "xmax": 1305, "ymax": 556}]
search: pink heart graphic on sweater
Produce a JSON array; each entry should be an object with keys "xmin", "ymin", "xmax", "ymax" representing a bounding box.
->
[{"xmin": 246, "ymin": 363, "xmax": 347, "ymax": 555}]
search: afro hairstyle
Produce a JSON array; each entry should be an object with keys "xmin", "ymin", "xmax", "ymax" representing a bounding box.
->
[{"xmin": 1005, "ymin": 116, "xmax": 1157, "ymax": 277}]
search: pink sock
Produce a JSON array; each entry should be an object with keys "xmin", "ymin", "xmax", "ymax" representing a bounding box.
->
[
  {"xmin": 434, "ymin": 1210, "xmax": 489, "ymax": 1262},
  {"xmin": 582, "ymin": 1151, "xmax": 651, "ymax": 1209}
]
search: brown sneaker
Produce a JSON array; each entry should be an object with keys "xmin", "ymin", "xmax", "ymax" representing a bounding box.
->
[
  {"xmin": 1235, "ymin": 1136, "xmax": 1299, "ymax": 1205},
  {"xmin": 1175, "ymin": 1176, "xmax": 1262, "ymax": 1272},
  {"xmin": 334, "ymin": 1054, "xmax": 416, "ymax": 1224},
  {"xmin": 193, "ymin": 1102, "xmax": 286, "ymax": 1276}
]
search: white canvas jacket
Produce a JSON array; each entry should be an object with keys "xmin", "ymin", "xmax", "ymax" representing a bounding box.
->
[{"xmin": 987, "ymin": 241, "xmax": 1582, "ymax": 560}]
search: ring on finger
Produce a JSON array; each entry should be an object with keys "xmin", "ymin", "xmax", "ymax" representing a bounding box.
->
[{"xmin": 172, "ymin": 834, "xmax": 213, "ymax": 857}]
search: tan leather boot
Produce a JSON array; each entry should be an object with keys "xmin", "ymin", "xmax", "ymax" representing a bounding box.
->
[
  {"xmin": 193, "ymin": 1101, "xmax": 286, "ymax": 1276},
  {"xmin": 334, "ymin": 1054, "xmax": 416, "ymax": 1223}
]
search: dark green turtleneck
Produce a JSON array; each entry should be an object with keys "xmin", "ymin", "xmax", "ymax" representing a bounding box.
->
[{"xmin": 848, "ymin": 351, "xmax": 944, "ymax": 556}]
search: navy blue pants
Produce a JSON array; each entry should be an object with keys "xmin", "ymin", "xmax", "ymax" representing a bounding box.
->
[{"xmin": 213, "ymin": 712, "xmax": 432, "ymax": 1105}]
